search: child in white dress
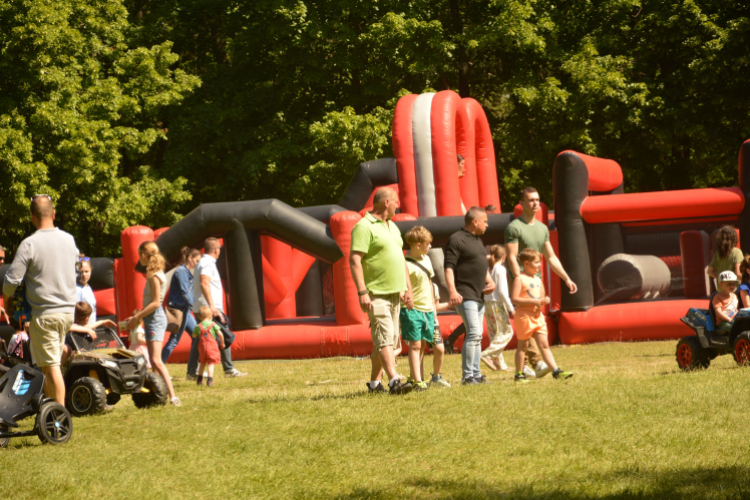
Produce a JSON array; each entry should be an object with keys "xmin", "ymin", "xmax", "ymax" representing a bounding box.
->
[{"xmin": 480, "ymin": 245, "xmax": 515, "ymax": 371}]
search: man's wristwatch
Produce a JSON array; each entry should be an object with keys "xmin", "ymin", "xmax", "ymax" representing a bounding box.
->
[{"xmin": 358, "ymin": 290, "xmax": 368, "ymax": 296}]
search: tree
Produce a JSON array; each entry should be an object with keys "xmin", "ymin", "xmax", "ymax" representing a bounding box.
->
[{"xmin": 0, "ymin": 0, "xmax": 200, "ymax": 256}]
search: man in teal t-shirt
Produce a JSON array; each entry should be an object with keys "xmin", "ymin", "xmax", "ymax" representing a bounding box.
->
[
  {"xmin": 505, "ymin": 187, "xmax": 578, "ymax": 379},
  {"xmin": 350, "ymin": 187, "xmax": 413, "ymax": 395}
]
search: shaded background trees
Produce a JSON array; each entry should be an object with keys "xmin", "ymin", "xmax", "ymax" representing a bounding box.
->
[{"xmin": 2, "ymin": 0, "xmax": 750, "ymax": 256}]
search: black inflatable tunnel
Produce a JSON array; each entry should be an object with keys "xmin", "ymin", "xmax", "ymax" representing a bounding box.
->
[
  {"xmin": 338, "ymin": 158, "xmax": 399, "ymax": 211},
  {"xmin": 154, "ymin": 199, "xmax": 344, "ymax": 331}
]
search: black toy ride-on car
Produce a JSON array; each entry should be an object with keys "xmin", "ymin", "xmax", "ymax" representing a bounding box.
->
[
  {"xmin": 678, "ymin": 295, "xmax": 750, "ymax": 370},
  {"xmin": 63, "ymin": 327, "xmax": 168, "ymax": 416},
  {"xmin": 0, "ymin": 361, "xmax": 73, "ymax": 448}
]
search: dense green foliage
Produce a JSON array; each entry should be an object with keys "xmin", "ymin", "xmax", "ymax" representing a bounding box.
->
[{"xmin": 2, "ymin": 0, "xmax": 750, "ymax": 256}]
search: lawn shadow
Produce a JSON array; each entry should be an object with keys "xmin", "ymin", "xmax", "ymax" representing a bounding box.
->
[
  {"xmin": 246, "ymin": 388, "xmax": 376, "ymax": 404},
  {"xmin": 333, "ymin": 465, "xmax": 750, "ymax": 500}
]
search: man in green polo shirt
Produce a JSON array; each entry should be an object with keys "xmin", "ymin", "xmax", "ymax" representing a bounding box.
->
[{"xmin": 350, "ymin": 187, "xmax": 414, "ymax": 395}]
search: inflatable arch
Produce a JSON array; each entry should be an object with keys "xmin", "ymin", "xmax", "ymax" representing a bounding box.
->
[{"xmin": 392, "ymin": 90, "xmax": 501, "ymax": 217}]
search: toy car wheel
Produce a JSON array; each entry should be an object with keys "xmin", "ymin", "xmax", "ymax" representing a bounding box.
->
[
  {"xmin": 106, "ymin": 393, "xmax": 121, "ymax": 406},
  {"xmin": 733, "ymin": 332, "xmax": 750, "ymax": 365},
  {"xmin": 36, "ymin": 402, "xmax": 72, "ymax": 445},
  {"xmin": 0, "ymin": 424, "xmax": 10, "ymax": 448},
  {"xmin": 676, "ymin": 336, "xmax": 710, "ymax": 371},
  {"xmin": 66, "ymin": 377, "xmax": 107, "ymax": 417},
  {"xmin": 132, "ymin": 371, "xmax": 169, "ymax": 409}
]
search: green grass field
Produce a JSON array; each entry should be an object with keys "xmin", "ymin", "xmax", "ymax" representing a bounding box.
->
[{"xmin": 3, "ymin": 340, "xmax": 750, "ymax": 500}]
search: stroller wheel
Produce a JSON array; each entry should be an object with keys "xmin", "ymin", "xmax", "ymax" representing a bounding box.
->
[
  {"xmin": 36, "ymin": 402, "xmax": 73, "ymax": 445},
  {"xmin": 0, "ymin": 424, "xmax": 10, "ymax": 448}
]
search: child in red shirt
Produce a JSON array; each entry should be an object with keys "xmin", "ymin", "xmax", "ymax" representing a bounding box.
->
[{"xmin": 192, "ymin": 306, "xmax": 225, "ymax": 387}]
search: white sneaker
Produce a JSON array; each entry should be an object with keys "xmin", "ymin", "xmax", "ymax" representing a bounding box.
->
[
  {"xmin": 535, "ymin": 361, "xmax": 552, "ymax": 378},
  {"xmin": 523, "ymin": 365, "xmax": 536, "ymax": 378},
  {"xmin": 497, "ymin": 356, "xmax": 510, "ymax": 371},
  {"xmin": 224, "ymin": 369, "xmax": 248, "ymax": 378},
  {"xmin": 429, "ymin": 373, "xmax": 451, "ymax": 388}
]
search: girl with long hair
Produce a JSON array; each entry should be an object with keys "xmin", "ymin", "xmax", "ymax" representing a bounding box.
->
[{"xmin": 125, "ymin": 241, "xmax": 180, "ymax": 406}]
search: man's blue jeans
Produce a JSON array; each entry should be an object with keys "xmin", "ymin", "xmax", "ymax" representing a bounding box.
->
[
  {"xmin": 456, "ymin": 300, "xmax": 485, "ymax": 380},
  {"xmin": 161, "ymin": 308, "xmax": 200, "ymax": 375}
]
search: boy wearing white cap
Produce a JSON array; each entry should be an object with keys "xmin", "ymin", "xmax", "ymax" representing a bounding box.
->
[{"xmin": 713, "ymin": 271, "xmax": 740, "ymax": 334}]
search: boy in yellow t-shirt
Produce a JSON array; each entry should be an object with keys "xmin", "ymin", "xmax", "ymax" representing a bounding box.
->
[{"xmin": 400, "ymin": 226, "xmax": 450, "ymax": 391}]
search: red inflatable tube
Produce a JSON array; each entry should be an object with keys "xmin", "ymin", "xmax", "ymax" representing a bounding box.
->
[
  {"xmin": 558, "ymin": 299, "xmax": 708, "ymax": 344},
  {"xmin": 93, "ymin": 289, "xmax": 117, "ymax": 317},
  {"xmin": 430, "ymin": 91, "xmax": 468, "ymax": 216},
  {"xmin": 261, "ymin": 236, "xmax": 295, "ymax": 318},
  {"xmin": 558, "ymin": 150, "xmax": 622, "ymax": 192},
  {"xmin": 393, "ymin": 94, "xmax": 419, "ymax": 217},
  {"xmin": 292, "ymin": 249, "xmax": 317, "ymax": 293},
  {"xmin": 260, "ymin": 253, "xmax": 287, "ymax": 306},
  {"xmin": 120, "ymin": 226, "xmax": 154, "ymax": 324},
  {"xmin": 681, "ymin": 230, "xmax": 710, "ymax": 299},
  {"xmin": 163, "ymin": 321, "xmax": 375, "ymax": 362},
  {"xmin": 463, "ymin": 98, "xmax": 499, "ymax": 210},
  {"xmin": 580, "ymin": 187, "xmax": 744, "ymax": 224},
  {"xmin": 330, "ymin": 211, "xmax": 368, "ymax": 326}
]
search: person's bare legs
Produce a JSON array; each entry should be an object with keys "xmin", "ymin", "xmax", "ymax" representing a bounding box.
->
[
  {"xmin": 207, "ymin": 364, "xmax": 214, "ymax": 379},
  {"xmin": 419, "ymin": 343, "xmax": 427, "ymax": 381},
  {"xmin": 147, "ymin": 340, "xmax": 176, "ymax": 399},
  {"xmin": 432, "ymin": 342, "xmax": 445, "ymax": 377},
  {"xmin": 377, "ymin": 344, "xmax": 398, "ymax": 381},
  {"xmin": 515, "ymin": 339, "xmax": 528, "ymax": 375},
  {"xmin": 533, "ymin": 333, "xmax": 558, "ymax": 371},
  {"xmin": 407, "ymin": 340, "xmax": 422, "ymax": 382},
  {"xmin": 370, "ymin": 346, "xmax": 384, "ymax": 382},
  {"xmin": 41, "ymin": 365, "xmax": 65, "ymax": 404},
  {"xmin": 60, "ymin": 345, "xmax": 72, "ymax": 366}
]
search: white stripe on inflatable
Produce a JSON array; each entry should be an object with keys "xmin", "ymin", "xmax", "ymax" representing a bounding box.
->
[{"xmin": 412, "ymin": 93, "xmax": 437, "ymax": 217}]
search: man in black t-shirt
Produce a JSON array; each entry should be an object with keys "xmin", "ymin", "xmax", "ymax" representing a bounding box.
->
[{"xmin": 444, "ymin": 207, "xmax": 496, "ymax": 384}]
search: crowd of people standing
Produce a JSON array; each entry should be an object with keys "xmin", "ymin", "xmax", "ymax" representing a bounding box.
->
[
  {"xmin": 1, "ymin": 196, "xmax": 246, "ymax": 407},
  {"xmin": 7, "ymin": 181, "xmax": 746, "ymax": 403},
  {"xmin": 351, "ymin": 184, "xmax": 577, "ymax": 394}
]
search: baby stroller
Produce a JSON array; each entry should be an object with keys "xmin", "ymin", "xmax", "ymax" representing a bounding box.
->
[{"xmin": 0, "ymin": 358, "xmax": 73, "ymax": 448}]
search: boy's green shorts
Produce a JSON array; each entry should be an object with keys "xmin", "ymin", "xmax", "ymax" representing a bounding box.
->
[{"xmin": 400, "ymin": 309, "xmax": 435, "ymax": 343}]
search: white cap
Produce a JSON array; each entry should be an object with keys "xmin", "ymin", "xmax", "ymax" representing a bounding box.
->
[{"xmin": 718, "ymin": 270, "xmax": 740, "ymax": 284}]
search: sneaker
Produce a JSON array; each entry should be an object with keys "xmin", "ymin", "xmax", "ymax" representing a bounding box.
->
[
  {"xmin": 535, "ymin": 361, "xmax": 553, "ymax": 378},
  {"xmin": 170, "ymin": 397, "xmax": 182, "ymax": 406},
  {"xmin": 481, "ymin": 356, "xmax": 499, "ymax": 371},
  {"xmin": 366, "ymin": 382, "xmax": 388, "ymax": 394},
  {"xmin": 389, "ymin": 379, "xmax": 413, "ymax": 395},
  {"xmin": 207, "ymin": 379, "xmax": 214, "ymax": 387},
  {"xmin": 515, "ymin": 372, "xmax": 530, "ymax": 383},
  {"xmin": 552, "ymin": 368, "xmax": 574, "ymax": 380},
  {"xmin": 224, "ymin": 369, "xmax": 248, "ymax": 378},
  {"xmin": 497, "ymin": 356, "xmax": 511, "ymax": 371},
  {"xmin": 475, "ymin": 374, "xmax": 490, "ymax": 384},
  {"xmin": 186, "ymin": 373, "xmax": 197, "ymax": 381},
  {"xmin": 413, "ymin": 381, "xmax": 428, "ymax": 392},
  {"xmin": 196, "ymin": 376, "xmax": 203, "ymax": 385},
  {"xmin": 523, "ymin": 365, "xmax": 537, "ymax": 378},
  {"xmin": 443, "ymin": 339, "xmax": 454, "ymax": 355},
  {"xmin": 461, "ymin": 376, "xmax": 478, "ymax": 385},
  {"xmin": 429, "ymin": 373, "xmax": 451, "ymax": 388}
]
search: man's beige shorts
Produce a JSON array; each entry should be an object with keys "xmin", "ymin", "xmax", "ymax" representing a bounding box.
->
[
  {"xmin": 30, "ymin": 313, "xmax": 74, "ymax": 368},
  {"xmin": 367, "ymin": 293, "xmax": 401, "ymax": 350}
]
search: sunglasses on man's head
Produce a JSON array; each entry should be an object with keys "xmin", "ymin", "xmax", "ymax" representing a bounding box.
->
[{"xmin": 30, "ymin": 194, "xmax": 52, "ymax": 202}]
